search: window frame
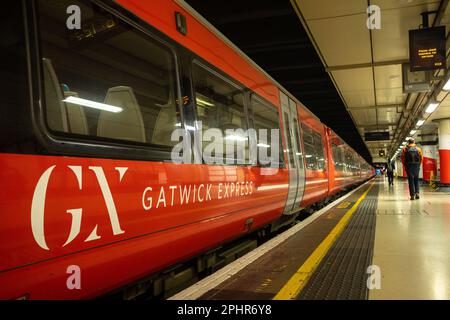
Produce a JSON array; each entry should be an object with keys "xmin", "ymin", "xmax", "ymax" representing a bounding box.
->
[
  {"xmin": 249, "ymin": 93, "xmax": 285, "ymax": 168},
  {"xmin": 28, "ymin": 0, "xmax": 186, "ymax": 162},
  {"xmin": 301, "ymin": 124, "xmax": 317, "ymax": 171},
  {"xmin": 312, "ymin": 131, "xmax": 325, "ymax": 171},
  {"xmin": 190, "ymin": 59, "xmax": 253, "ymax": 166}
]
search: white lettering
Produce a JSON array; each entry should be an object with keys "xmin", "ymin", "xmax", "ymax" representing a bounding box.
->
[
  {"xmin": 169, "ymin": 185, "xmax": 177, "ymax": 206},
  {"xmin": 156, "ymin": 186, "xmax": 166, "ymax": 208},
  {"xmin": 198, "ymin": 184, "xmax": 205, "ymax": 202},
  {"xmin": 180, "ymin": 185, "xmax": 191, "ymax": 205},
  {"xmin": 89, "ymin": 166, "xmax": 124, "ymax": 235},
  {"xmin": 206, "ymin": 184, "xmax": 212, "ymax": 201},
  {"xmin": 218, "ymin": 183, "xmax": 223, "ymax": 199},
  {"xmin": 142, "ymin": 187, "xmax": 153, "ymax": 210}
]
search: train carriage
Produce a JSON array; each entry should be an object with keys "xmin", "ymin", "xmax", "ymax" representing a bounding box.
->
[{"xmin": 0, "ymin": 0, "xmax": 373, "ymax": 299}]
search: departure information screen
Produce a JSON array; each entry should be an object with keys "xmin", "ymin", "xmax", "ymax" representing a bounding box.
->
[{"xmin": 409, "ymin": 26, "xmax": 446, "ymax": 72}]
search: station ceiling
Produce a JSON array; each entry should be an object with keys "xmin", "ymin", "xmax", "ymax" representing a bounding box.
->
[
  {"xmin": 185, "ymin": 0, "xmax": 373, "ymax": 163},
  {"xmin": 294, "ymin": 0, "xmax": 450, "ymax": 162},
  {"xmin": 185, "ymin": 0, "xmax": 450, "ymax": 164}
]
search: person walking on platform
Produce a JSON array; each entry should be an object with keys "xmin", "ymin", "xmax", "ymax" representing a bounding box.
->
[
  {"xmin": 386, "ymin": 160, "xmax": 395, "ymax": 186},
  {"xmin": 401, "ymin": 138, "xmax": 423, "ymax": 200}
]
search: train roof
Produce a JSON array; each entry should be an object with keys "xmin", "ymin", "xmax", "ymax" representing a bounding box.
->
[{"xmin": 175, "ymin": 0, "xmax": 370, "ymax": 166}]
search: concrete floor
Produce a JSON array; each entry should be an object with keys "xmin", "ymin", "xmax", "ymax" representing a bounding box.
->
[{"xmin": 369, "ymin": 177, "xmax": 450, "ymax": 300}]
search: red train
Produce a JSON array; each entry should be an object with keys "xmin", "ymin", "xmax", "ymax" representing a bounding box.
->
[{"xmin": 0, "ymin": 0, "xmax": 373, "ymax": 299}]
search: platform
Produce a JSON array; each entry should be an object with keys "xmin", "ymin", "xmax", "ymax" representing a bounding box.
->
[{"xmin": 170, "ymin": 177, "xmax": 450, "ymax": 300}]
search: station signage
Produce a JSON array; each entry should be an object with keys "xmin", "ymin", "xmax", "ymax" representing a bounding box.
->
[
  {"xmin": 364, "ymin": 131, "xmax": 390, "ymax": 141},
  {"xmin": 409, "ymin": 26, "xmax": 446, "ymax": 72}
]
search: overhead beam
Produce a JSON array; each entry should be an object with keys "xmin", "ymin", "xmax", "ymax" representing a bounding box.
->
[
  {"xmin": 266, "ymin": 63, "xmax": 322, "ymax": 72},
  {"xmin": 348, "ymin": 104, "xmax": 402, "ymax": 111},
  {"xmin": 357, "ymin": 122, "xmax": 397, "ymax": 128},
  {"xmin": 282, "ymin": 78, "xmax": 329, "ymax": 85},
  {"xmin": 244, "ymin": 42, "xmax": 313, "ymax": 54},
  {"xmin": 325, "ymin": 59, "xmax": 409, "ymax": 72},
  {"xmin": 215, "ymin": 8, "xmax": 292, "ymax": 25}
]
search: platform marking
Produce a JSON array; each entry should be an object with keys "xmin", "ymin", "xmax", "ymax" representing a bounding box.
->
[
  {"xmin": 169, "ymin": 179, "xmax": 373, "ymax": 300},
  {"xmin": 273, "ymin": 182, "xmax": 375, "ymax": 300},
  {"xmin": 337, "ymin": 201, "xmax": 352, "ymax": 209}
]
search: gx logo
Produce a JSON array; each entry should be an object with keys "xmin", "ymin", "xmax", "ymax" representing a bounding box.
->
[{"xmin": 31, "ymin": 165, "xmax": 128, "ymax": 250}]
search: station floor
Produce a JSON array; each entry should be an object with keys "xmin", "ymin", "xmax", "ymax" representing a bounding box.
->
[
  {"xmin": 370, "ymin": 177, "xmax": 450, "ymax": 299},
  {"xmin": 171, "ymin": 177, "xmax": 450, "ymax": 300}
]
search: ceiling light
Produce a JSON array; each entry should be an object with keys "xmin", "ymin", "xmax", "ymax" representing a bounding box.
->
[
  {"xmin": 63, "ymin": 96, "xmax": 122, "ymax": 113},
  {"xmin": 225, "ymin": 135, "xmax": 247, "ymax": 142},
  {"xmin": 196, "ymin": 97, "xmax": 215, "ymax": 107},
  {"xmin": 175, "ymin": 123, "xmax": 195, "ymax": 130},
  {"xmin": 443, "ymin": 78, "xmax": 450, "ymax": 91},
  {"xmin": 410, "ymin": 129, "xmax": 417, "ymax": 135},
  {"xmin": 416, "ymin": 119, "xmax": 425, "ymax": 127},
  {"xmin": 425, "ymin": 101, "xmax": 439, "ymax": 114}
]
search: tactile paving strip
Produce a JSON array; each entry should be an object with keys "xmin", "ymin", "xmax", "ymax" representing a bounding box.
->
[{"xmin": 298, "ymin": 183, "xmax": 379, "ymax": 300}]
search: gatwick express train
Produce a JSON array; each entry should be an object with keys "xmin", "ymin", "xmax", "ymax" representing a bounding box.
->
[{"xmin": 0, "ymin": 0, "xmax": 373, "ymax": 299}]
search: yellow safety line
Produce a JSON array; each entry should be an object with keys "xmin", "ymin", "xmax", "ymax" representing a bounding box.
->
[{"xmin": 273, "ymin": 182, "xmax": 375, "ymax": 300}]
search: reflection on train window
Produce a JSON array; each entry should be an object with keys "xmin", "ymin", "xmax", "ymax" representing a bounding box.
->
[
  {"xmin": 283, "ymin": 111, "xmax": 296, "ymax": 169},
  {"xmin": 301, "ymin": 124, "xmax": 316, "ymax": 170},
  {"xmin": 251, "ymin": 95, "xmax": 284, "ymax": 168},
  {"xmin": 345, "ymin": 150, "xmax": 356, "ymax": 173},
  {"xmin": 313, "ymin": 132, "xmax": 325, "ymax": 170},
  {"xmin": 301, "ymin": 124, "xmax": 325, "ymax": 171},
  {"xmin": 38, "ymin": 0, "xmax": 180, "ymax": 153},
  {"xmin": 332, "ymin": 143, "xmax": 344, "ymax": 172},
  {"xmin": 192, "ymin": 62, "xmax": 248, "ymax": 165},
  {"xmin": 293, "ymin": 123, "xmax": 304, "ymax": 169}
]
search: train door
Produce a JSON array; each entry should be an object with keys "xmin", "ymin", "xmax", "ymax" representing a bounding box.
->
[{"xmin": 280, "ymin": 91, "xmax": 305, "ymax": 214}]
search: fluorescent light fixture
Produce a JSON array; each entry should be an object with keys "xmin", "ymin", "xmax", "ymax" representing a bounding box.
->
[
  {"xmin": 63, "ymin": 96, "xmax": 122, "ymax": 113},
  {"xmin": 405, "ymin": 137, "xmax": 411, "ymax": 141},
  {"xmin": 402, "ymin": 142, "xmax": 407, "ymax": 145},
  {"xmin": 416, "ymin": 119, "xmax": 425, "ymax": 127},
  {"xmin": 410, "ymin": 129, "xmax": 417, "ymax": 135},
  {"xmin": 257, "ymin": 143, "xmax": 270, "ymax": 148},
  {"xmin": 443, "ymin": 78, "xmax": 450, "ymax": 91},
  {"xmin": 425, "ymin": 101, "xmax": 439, "ymax": 114},
  {"xmin": 305, "ymin": 155, "xmax": 313, "ymax": 158},
  {"xmin": 196, "ymin": 97, "xmax": 214, "ymax": 107},
  {"xmin": 225, "ymin": 135, "xmax": 247, "ymax": 142},
  {"xmin": 175, "ymin": 123, "xmax": 195, "ymax": 130}
]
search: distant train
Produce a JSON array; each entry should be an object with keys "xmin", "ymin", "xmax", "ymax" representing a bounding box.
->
[{"xmin": 0, "ymin": 0, "xmax": 373, "ymax": 299}]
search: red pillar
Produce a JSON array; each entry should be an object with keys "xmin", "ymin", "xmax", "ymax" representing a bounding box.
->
[
  {"xmin": 438, "ymin": 119, "xmax": 450, "ymax": 185},
  {"xmin": 421, "ymin": 144, "xmax": 438, "ymax": 181}
]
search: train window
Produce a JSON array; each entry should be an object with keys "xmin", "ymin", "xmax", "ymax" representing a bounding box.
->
[
  {"xmin": 192, "ymin": 62, "xmax": 248, "ymax": 165},
  {"xmin": 292, "ymin": 123, "xmax": 304, "ymax": 169},
  {"xmin": 250, "ymin": 95, "xmax": 283, "ymax": 167},
  {"xmin": 345, "ymin": 150, "xmax": 353, "ymax": 173},
  {"xmin": 332, "ymin": 143, "xmax": 344, "ymax": 171},
  {"xmin": 38, "ymin": 0, "xmax": 181, "ymax": 155},
  {"xmin": 301, "ymin": 124, "xmax": 317, "ymax": 170},
  {"xmin": 282, "ymin": 111, "xmax": 296, "ymax": 169},
  {"xmin": 313, "ymin": 132, "xmax": 325, "ymax": 171},
  {"xmin": 0, "ymin": 2, "xmax": 32, "ymax": 152}
]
